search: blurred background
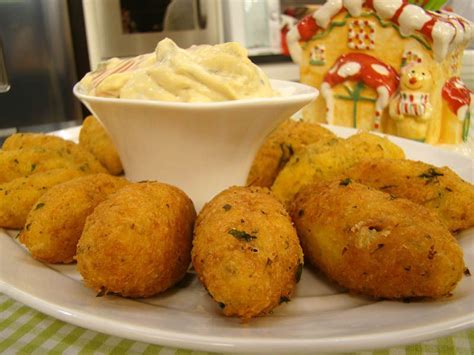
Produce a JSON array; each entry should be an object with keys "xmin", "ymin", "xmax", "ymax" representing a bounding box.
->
[{"xmin": 0, "ymin": 0, "xmax": 472, "ymax": 139}]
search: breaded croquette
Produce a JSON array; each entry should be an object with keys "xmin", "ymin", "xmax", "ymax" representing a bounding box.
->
[
  {"xmin": 272, "ymin": 132, "xmax": 405, "ymax": 206},
  {"xmin": 192, "ymin": 186, "xmax": 303, "ymax": 321},
  {"xmin": 0, "ymin": 169, "xmax": 86, "ymax": 229},
  {"xmin": 247, "ymin": 119, "xmax": 338, "ymax": 187},
  {"xmin": 291, "ymin": 180, "xmax": 464, "ymax": 300},
  {"xmin": 79, "ymin": 116, "xmax": 123, "ymax": 175},
  {"xmin": 343, "ymin": 159, "xmax": 474, "ymax": 233},
  {"xmin": 3, "ymin": 133, "xmax": 106, "ymax": 174},
  {"xmin": 77, "ymin": 182, "xmax": 196, "ymax": 298},
  {"xmin": 0, "ymin": 148, "xmax": 92, "ymax": 183},
  {"xmin": 19, "ymin": 174, "xmax": 129, "ymax": 264}
]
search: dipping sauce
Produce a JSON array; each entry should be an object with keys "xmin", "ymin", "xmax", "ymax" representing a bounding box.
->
[{"xmin": 79, "ymin": 38, "xmax": 276, "ymax": 102}]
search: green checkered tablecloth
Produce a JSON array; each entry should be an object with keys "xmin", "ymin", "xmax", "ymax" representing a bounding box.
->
[{"xmin": 0, "ymin": 293, "xmax": 472, "ymax": 354}]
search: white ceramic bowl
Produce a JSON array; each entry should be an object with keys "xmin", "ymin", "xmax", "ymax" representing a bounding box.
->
[{"xmin": 73, "ymin": 80, "xmax": 318, "ymax": 210}]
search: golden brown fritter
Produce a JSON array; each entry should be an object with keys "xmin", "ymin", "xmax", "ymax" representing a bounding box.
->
[
  {"xmin": 192, "ymin": 186, "xmax": 303, "ymax": 321},
  {"xmin": 19, "ymin": 174, "xmax": 129, "ymax": 264},
  {"xmin": 343, "ymin": 159, "xmax": 474, "ymax": 233},
  {"xmin": 0, "ymin": 168, "xmax": 86, "ymax": 229},
  {"xmin": 272, "ymin": 132, "xmax": 405, "ymax": 206},
  {"xmin": 76, "ymin": 182, "xmax": 196, "ymax": 298},
  {"xmin": 79, "ymin": 116, "xmax": 123, "ymax": 175},
  {"xmin": 247, "ymin": 119, "xmax": 338, "ymax": 187},
  {"xmin": 290, "ymin": 180, "xmax": 465, "ymax": 300},
  {"xmin": 0, "ymin": 148, "xmax": 89, "ymax": 183},
  {"xmin": 3, "ymin": 133, "xmax": 106, "ymax": 174}
]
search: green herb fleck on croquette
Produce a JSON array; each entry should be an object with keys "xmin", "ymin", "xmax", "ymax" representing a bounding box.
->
[{"xmin": 228, "ymin": 229, "xmax": 257, "ymax": 242}]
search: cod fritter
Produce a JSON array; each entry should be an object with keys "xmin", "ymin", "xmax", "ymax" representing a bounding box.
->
[
  {"xmin": 0, "ymin": 168, "xmax": 86, "ymax": 229},
  {"xmin": 343, "ymin": 159, "xmax": 474, "ymax": 233},
  {"xmin": 290, "ymin": 180, "xmax": 465, "ymax": 300},
  {"xmin": 19, "ymin": 174, "xmax": 129, "ymax": 264},
  {"xmin": 3, "ymin": 133, "xmax": 106, "ymax": 175},
  {"xmin": 192, "ymin": 186, "xmax": 303, "ymax": 321},
  {"xmin": 79, "ymin": 116, "xmax": 123, "ymax": 175},
  {"xmin": 272, "ymin": 132, "xmax": 405, "ymax": 206},
  {"xmin": 77, "ymin": 182, "xmax": 196, "ymax": 298},
  {"xmin": 247, "ymin": 119, "xmax": 338, "ymax": 187},
  {"xmin": 0, "ymin": 148, "xmax": 92, "ymax": 183}
]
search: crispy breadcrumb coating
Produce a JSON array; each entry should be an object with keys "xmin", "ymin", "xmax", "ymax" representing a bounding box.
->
[{"xmin": 290, "ymin": 180, "xmax": 464, "ymax": 300}]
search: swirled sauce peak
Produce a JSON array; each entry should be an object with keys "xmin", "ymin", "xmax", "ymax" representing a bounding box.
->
[{"xmin": 79, "ymin": 38, "xmax": 276, "ymax": 102}]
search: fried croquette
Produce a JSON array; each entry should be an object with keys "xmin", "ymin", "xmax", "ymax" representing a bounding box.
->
[
  {"xmin": 79, "ymin": 116, "xmax": 123, "ymax": 175},
  {"xmin": 290, "ymin": 180, "xmax": 465, "ymax": 299},
  {"xmin": 343, "ymin": 159, "xmax": 474, "ymax": 233},
  {"xmin": 3, "ymin": 133, "xmax": 107, "ymax": 174},
  {"xmin": 0, "ymin": 148, "xmax": 93, "ymax": 183},
  {"xmin": 192, "ymin": 186, "xmax": 303, "ymax": 321},
  {"xmin": 19, "ymin": 174, "xmax": 129, "ymax": 263},
  {"xmin": 76, "ymin": 182, "xmax": 196, "ymax": 298},
  {"xmin": 246, "ymin": 119, "xmax": 338, "ymax": 187},
  {"xmin": 272, "ymin": 132, "xmax": 405, "ymax": 206},
  {"xmin": 0, "ymin": 169, "xmax": 86, "ymax": 229}
]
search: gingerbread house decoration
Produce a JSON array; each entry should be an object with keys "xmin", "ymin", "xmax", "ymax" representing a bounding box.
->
[{"xmin": 287, "ymin": 0, "xmax": 473, "ymax": 144}]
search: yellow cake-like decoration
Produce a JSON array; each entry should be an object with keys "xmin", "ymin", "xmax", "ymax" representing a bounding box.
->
[{"xmin": 287, "ymin": 0, "xmax": 473, "ymax": 144}]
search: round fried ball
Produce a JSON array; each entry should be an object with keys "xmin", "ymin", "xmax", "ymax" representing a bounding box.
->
[
  {"xmin": 76, "ymin": 181, "xmax": 196, "ymax": 298},
  {"xmin": 192, "ymin": 186, "xmax": 303, "ymax": 321},
  {"xmin": 290, "ymin": 180, "xmax": 465, "ymax": 300},
  {"xmin": 19, "ymin": 173, "xmax": 129, "ymax": 263}
]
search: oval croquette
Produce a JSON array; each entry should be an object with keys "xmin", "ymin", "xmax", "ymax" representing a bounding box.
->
[
  {"xmin": 79, "ymin": 116, "xmax": 123, "ymax": 175},
  {"xmin": 246, "ymin": 119, "xmax": 338, "ymax": 187},
  {"xmin": 272, "ymin": 132, "xmax": 405, "ymax": 207},
  {"xmin": 19, "ymin": 174, "xmax": 129, "ymax": 263},
  {"xmin": 3, "ymin": 133, "xmax": 107, "ymax": 174},
  {"xmin": 290, "ymin": 180, "xmax": 465, "ymax": 300},
  {"xmin": 0, "ymin": 168, "xmax": 86, "ymax": 229},
  {"xmin": 76, "ymin": 182, "xmax": 196, "ymax": 298},
  {"xmin": 192, "ymin": 186, "xmax": 303, "ymax": 321},
  {"xmin": 343, "ymin": 158, "xmax": 474, "ymax": 233}
]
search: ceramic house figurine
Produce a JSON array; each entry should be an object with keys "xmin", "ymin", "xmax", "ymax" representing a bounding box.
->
[{"xmin": 287, "ymin": 0, "xmax": 473, "ymax": 144}]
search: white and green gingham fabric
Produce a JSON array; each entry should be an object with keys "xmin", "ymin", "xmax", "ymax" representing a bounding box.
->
[{"xmin": 1, "ymin": 293, "xmax": 473, "ymax": 355}]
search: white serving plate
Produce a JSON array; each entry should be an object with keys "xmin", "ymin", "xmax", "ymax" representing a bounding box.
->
[{"xmin": 0, "ymin": 125, "xmax": 473, "ymax": 354}]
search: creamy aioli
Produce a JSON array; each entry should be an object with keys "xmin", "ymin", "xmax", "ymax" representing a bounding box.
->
[{"xmin": 80, "ymin": 38, "xmax": 276, "ymax": 102}]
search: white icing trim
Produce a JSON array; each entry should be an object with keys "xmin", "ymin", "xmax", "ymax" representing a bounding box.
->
[
  {"xmin": 281, "ymin": 14, "xmax": 297, "ymax": 29},
  {"xmin": 398, "ymin": 5, "xmax": 432, "ymax": 37},
  {"xmin": 465, "ymin": 19, "xmax": 473, "ymax": 43},
  {"xmin": 314, "ymin": 0, "xmax": 343, "ymax": 29},
  {"xmin": 438, "ymin": 11, "xmax": 473, "ymax": 46},
  {"xmin": 376, "ymin": 86, "xmax": 390, "ymax": 112},
  {"xmin": 371, "ymin": 64, "xmax": 390, "ymax": 76},
  {"xmin": 454, "ymin": 78, "xmax": 465, "ymax": 90},
  {"xmin": 321, "ymin": 82, "xmax": 335, "ymax": 125},
  {"xmin": 337, "ymin": 62, "xmax": 361, "ymax": 77},
  {"xmin": 286, "ymin": 25, "xmax": 302, "ymax": 64},
  {"xmin": 374, "ymin": 86, "xmax": 390, "ymax": 131},
  {"xmin": 287, "ymin": 0, "xmax": 474, "ymax": 65},
  {"xmin": 343, "ymin": 0, "xmax": 363, "ymax": 17},
  {"xmin": 432, "ymin": 21, "xmax": 456, "ymax": 62},
  {"xmin": 373, "ymin": 0, "xmax": 403, "ymax": 20}
]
